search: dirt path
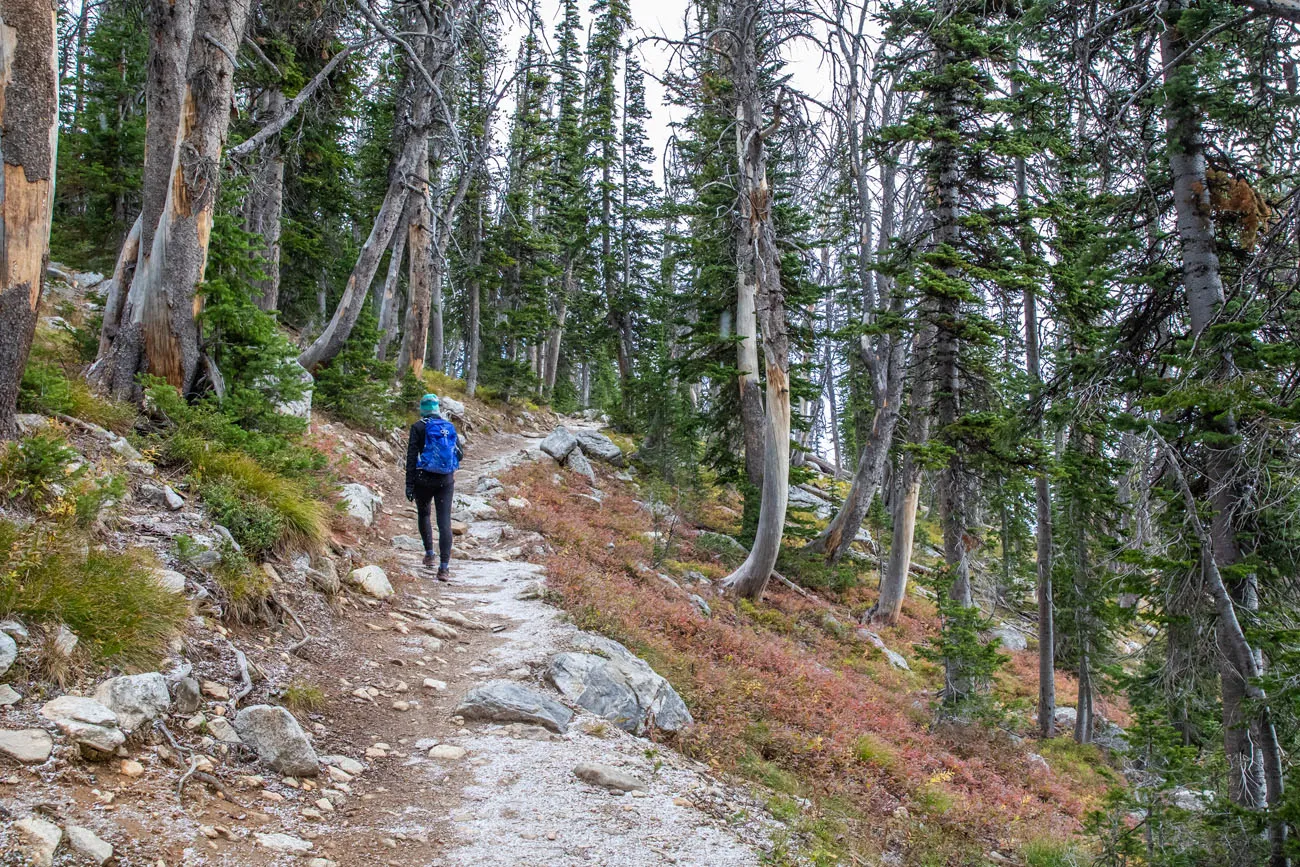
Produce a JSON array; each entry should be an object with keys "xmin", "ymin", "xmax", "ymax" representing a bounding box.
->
[{"xmin": 225, "ymin": 425, "xmax": 777, "ymax": 866}]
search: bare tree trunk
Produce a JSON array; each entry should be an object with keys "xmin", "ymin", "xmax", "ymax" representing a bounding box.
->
[
  {"xmin": 870, "ymin": 325, "xmax": 934, "ymax": 625},
  {"xmin": 736, "ymin": 264, "xmax": 765, "ymax": 489},
  {"xmin": 465, "ymin": 211, "xmax": 482, "ymax": 395},
  {"xmin": 244, "ymin": 87, "xmax": 285, "ymax": 311},
  {"xmin": 720, "ymin": 0, "xmax": 791, "ymax": 601},
  {"xmin": 0, "ymin": 0, "xmax": 59, "ymax": 439},
  {"xmin": 98, "ymin": 214, "xmax": 142, "ymax": 357},
  {"xmin": 376, "ymin": 218, "xmax": 408, "ymax": 361},
  {"xmin": 543, "ymin": 262, "xmax": 572, "ymax": 394},
  {"xmin": 399, "ymin": 152, "xmax": 432, "ymax": 379},
  {"xmin": 98, "ymin": 0, "xmax": 252, "ymax": 400},
  {"xmin": 299, "ymin": 3, "xmax": 449, "ymax": 371}
]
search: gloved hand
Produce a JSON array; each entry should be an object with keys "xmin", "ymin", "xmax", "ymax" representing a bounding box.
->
[{"xmin": 405, "ymin": 487, "xmax": 414, "ymax": 502}]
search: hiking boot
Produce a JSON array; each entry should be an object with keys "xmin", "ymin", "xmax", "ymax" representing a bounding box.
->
[
  {"xmin": 422, "ymin": 552, "xmax": 437, "ymax": 569},
  {"xmin": 436, "ymin": 567, "xmax": 451, "ymax": 582}
]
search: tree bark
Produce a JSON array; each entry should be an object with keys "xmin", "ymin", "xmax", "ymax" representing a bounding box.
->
[
  {"xmin": 720, "ymin": 0, "xmax": 791, "ymax": 601},
  {"xmin": 398, "ymin": 152, "xmax": 432, "ymax": 379},
  {"xmin": 98, "ymin": 214, "xmax": 142, "ymax": 358},
  {"xmin": 244, "ymin": 87, "xmax": 285, "ymax": 311},
  {"xmin": 736, "ymin": 260, "xmax": 765, "ymax": 489},
  {"xmin": 97, "ymin": 0, "xmax": 252, "ymax": 400},
  {"xmin": 0, "ymin": 0, "xmax": 59, "ymax": 439},
  {"xmin": 375, "ymin": 215, "xmax": 408, "ymax": 361}
]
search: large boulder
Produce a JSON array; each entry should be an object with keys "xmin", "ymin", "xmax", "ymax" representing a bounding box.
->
[
  {"xmin": 545, "ymin": 634, "xmax": 693, "ymax": 734},
  {"xmin": 988, "ymin": 623, "xmax": 1028, "ymax": 652},
  {"xmin": 787, "ymin": 486, "xmax": 834, "ymax": 519},
  {"xmin": 94, "ymin": 673, "xmax": 171, "ymax": 733},
  {"xmin": 0, "ymin": 630, "xmax": 15, "ymax": 677},
  {"xmin": 264, "ymin": 361, "xmax": 314, "ymax": 420},
  {"xmin": 339, "ymin": 483, "xmax": 382, "ymax": 526},
  {"xmin": 346, "ymin": 565, "xmax": 393, "ymax": 599},
  {"xmin": 454, "ymin": 681, "xmax": 573, "ymax": 733},
  {"xmin": 540, "ymin": 426, "xmax": 579, "ymax": 462},
  {"xmin": 232, "ymin": 704, "xmax": 319, "ymax": 777},
  {"xmin": 856, "ymin": 629, "xmax": 910, "ymax": 671},
  {"xmin": 40, "ymin": 695, "xmax": 124, "ymax": 758},
  {"xmin": 573, "ymin": 430, "xmax": 623, "ymax": 465}
]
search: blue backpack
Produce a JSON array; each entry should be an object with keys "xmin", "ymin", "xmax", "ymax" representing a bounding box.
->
[{"xmin": 417, "ymin": 417, "xmax": 460, "ymax": 474}]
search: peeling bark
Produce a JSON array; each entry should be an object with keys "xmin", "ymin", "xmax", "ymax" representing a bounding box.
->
[
  {"xmin": 0, "ymin": 0, "xmax": 59, "ymax": 438},
  {"xmin": 244, "ymin": 87, "xmax": 285, "ymax": 311},
  {"xmin": 399, "ymin": 153, "xmax": 432, "ymax": 379},
  {"xmin": 98, "ymin": 214, "xmax": 143, "ymax": 358}
]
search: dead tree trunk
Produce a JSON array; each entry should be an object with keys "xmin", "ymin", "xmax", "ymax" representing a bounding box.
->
[
  {"xmin": 0, "ymin": 0, "xmax": 59, "ymax": 439},
  {"xmin": 299, "ymin": 2, "xmax": 449, "ymax": 371},
  {"xmin": 97, "ymin": 0, "xmax": 252, "ymax": 400},
  {"xmin": 244, "ymin": 87, "xmax": 286, "ymax": 311},
  {"xmin": 720, "ymin": 0, "xmax": 791, "ymax": 601},
  {"xmin": 398, "ymin": 152, "xmax": 432, "ymax": 379},
  {"xmin": 376, "ymin": 218, "xmax": 408, "ymax": 361},
  {"xmin": 98, "ymin": 214, "xmax": 142, "ymax": 358}
]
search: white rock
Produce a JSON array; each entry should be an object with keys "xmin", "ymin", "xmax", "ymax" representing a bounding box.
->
[
  {"xmin": 14, "ymin": 817, "xmax": 62, "ymax": 867},
  {"xmin": 340, "ymin": 483, "xmax": 382, "ymax": 526},
  {"xmin": 856, "ymin": 629, "xmax": 910, "ymax": 671},
  {"xmin": 346, "ymin": 565, "xmax": 393, "ymax": 599},
  {"xmin": 53, "ymin": 624, "xmax": 78, "ymax": 657},
  {"xmin": 540, "ymin": 426, "xmax": 578, "ymax": 461},
  {"xmin": 108, "ymin": 436, "xmax": 143, "ymax": 461},
  {"xmin": 564, "ymin": 448, "xmax": 597, "ymax": 483},
  {"xmin": 0, "ymin": 618, "xmax": 30, "ymax": 644},
  {"xmin": 255, "ymin": 832, "xmax": 314, "ymax": 854},
  {"xmin": 269, "ymin": 361, "xmax": 315, "ymax": 420},
  {"xmin": 321, "ymin": 755, "xmax": 365, "ymax": 776},
  {"xmin": 94, "ymin": 672, "xmax": 172, "ymax": 732},
  {"xmin": 0, "ymin": 728, "xmax": 53, "ymax": 763},
  {"xmin": 162, "ymin": 485, "xmax": 184, "ymax": 510},
  {"xmin": 40, "ymin": 695, "xmax": 124, "ymax": 756},
  {"xmin": 392, "ymin": 535, "xmax": 425, "ymax": 552},
  {"xmin": 0, "ymin": 630, "xmax": 15, "ymax": 676},
  {"xmin": 153, "ymin": 568, "xmax": 187, "ymax": 594},
  {"xmin": 988, "ymin": 623, "xmax": 1029, "ymax": 652},
  {"xmin": 427, "ymin": 744, "xmax": 466, "ymax": 760},
  {"xmin": 66, "ymin": 825, "xmax": 114, "ymax": 864},
  {"xmin": 0, "ymin": 684, "xmax": 21, "ymax": 706},
  {"xmin": 440, "ymin": 396, "xmax": 466, "ymax": 419},
  {"xmin": 207, "ymin": 716, "xmax": 243, "ymax": 744}
]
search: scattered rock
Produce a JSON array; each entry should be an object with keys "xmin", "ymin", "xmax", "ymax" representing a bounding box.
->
[
  {"xmin": 0, "ymin": 729, "xmax": 53, "ymax": 763},
  {"xmin": 392, "ymin": 535, "xmax": 424, "ymax": 552},
  {"xmin": 564, "ymin": 448, "xmax": 597, "ymax": 483},
  {"xmin": 423, "ymin": 678, "xmax": 448, "ymax": 691},
  {"xmin": 172, "ymin": 677, "xmax": 202, "ymax": 713},
  {"xmin": 14, "ymin": 816, "xmax": 62, "ymax": 867},
  {"xmin": 108, "ymin": 435, "xmax": 143, "ymax": 461},
  {"xmin": 0, "ymin": 684, "xmax": 20, "ymax": 706},
  {"xmin": 94, "ymin": 672, "xmax": 171, "ymax": 732},
  {"xmin": 988, "ymin": 623, "xmax": 1028, "ymax": 652},
  {"xmin": 506, "ymin": 496, "xmax": 530, "ymax": 510},
  {"xmin": 201, "ymin": 680, "xmax": 230, "ymax": 701},
  {"xmin": 546, "ymin": 634, "xmax": 693, "ymax": 734},
  {"xmin": 207, "ymin": 716, "xmax": 243, "ymax": 744},
  {"xmin": 428, "ymin": 744, "xmax": 466, "ymax": 760},
  {"xmin": 66, "ymin": 825, "xmax": 113, "ymax": 864},
  {"xmin": 476, "ymin": 477, "xmax": 503, "ymax": 495},
  {"xmin": 440, "ymin": 396, "xmax": 466, "ymax": 419},
  {"xmin": 119, "ymin": 758, "xmax": 145, "ymax": 778},
  {"xmin": 0, "ymin": 630, "xmax": 15, "ymax": 677},
  {"xmin": 688, "ymin": 594, "xmax": 712, "ymax": 617},
  {"xmin": 454, "ymin": 681, "xmax": 573, "ymax": 733},
  {"xmin": 573, "ymin": 762, "xmax": 645, "ymax": 793},
  {"xmin": 695, "ymin": 531, "xmax": 748, "ymax": 559},
  {"xmin": 233, "ymin": 705, "xmax": 319, "ymax": 777},
  {"xmin": 321, "ymin": 755, "xmax": 364, "ymax": 776},
  {"xmin": 339, "ymin": 483, "xmax": 382, "ymax": 526},
  {"xmin": 516, "ymin": 581, "xmax": 544, "ymax": 601},
  {"xmin": 153, "ymin": 568, "xmax": 187, "ymax": 594},
  {"xmin": 346, "ymin": 564, "xmax": 393, "ymax": 599},
  {"xmin": 269, "ymin": 361, "xmax": 315, "ymax": 420},
  {"xmin": 573, "ymin": 430, "xmax": 624, "ymax": 465},
  {"xmin": 15, "ymin": 414, "xmax": 49, "ymax": 436},
  {"xmin": 787, "ymin": 486, "xmax": 834, "ymax": 519},
  {"xmin": 52, "ymin": 624, "xmax": 78, "ymax": 657},
  {"xmin": 856, "ymin": 629, "xmax": 910, "ymax": 671},
  {"xmin": 415, "ymin": 619, "xmax": 458, "ymax": 640},
  {"xmin": 255, "ymin": 832, "xmax": 314, "ymax": 854},
  {"xmin": 1169, "ymin": 787, "xmax": 1213, "ymax": 812},
  {"xmin": 40, "ymin": 695, "xmax": 124, "ymax": 757},
  {"xmin": 540, "ymin": 427, "xmax": 579, "ymax": 461},
  {"xmin": 0, "ymin": 618, "xmax": 30, "ymax": 644},
  {"xmin": 1027, "ymin": 753, "xmax": 1050, "ymax": 774}
]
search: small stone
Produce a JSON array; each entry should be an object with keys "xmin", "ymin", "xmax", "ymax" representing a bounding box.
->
[
  {"xmin": 315, "ymin": 797, "xmax": 335, "ymax": 812},
  {"xmin": 327, "ymin": 765, "xmax": 352, "ymax": 783},
  {"xmin": 422, "ymin": 678, "xmax": 447, "ymax": 691},
  {"xmin": 573, "ymin": 762, "xmax": 646, "ymax": 793},
  {"xmin": 94, "ymin": 672, "xmax": 172, "ymax": 732},
  {"xmin": 153, "ymin": 569, "xmax": 187, "ymax": 594},
  {"xmin": 66, "ymin": 825, "xmax": 114, "ymax": 865},
  {"xmin": 307, "ymin": 859, "xmax": 339, "ymax": 867},
  {"xmin": 392, "ymin": 700, "xmax": 411, "ymax": 712},
  {"xmin": 261, "ymin": 790, "xmax": 285, "ymax": 803},
  {"xmin": 207, "ymin": 716, "xmax": 243, "ymax": 744},
  {"xmin": 52, "ymin": 624, "xmax": 78, "ymax": 657},
  {"xmin": 427, "ymin": 744, "xmax": 466, "ymax": 760},
  {"xmin": 172, "ymin": 677, "xmax": 202, "ymax": 713},
  {"xmin": 255, "ymin": 832, "xmax": 313, "ymax": 854},
  {"xmin": 119, "ymin": 759, "xmax": 145, "ymax": 778},
  {"xmin": 323, "ymin": 755, "xmax": 365, "ymax": 776},
  {"xmin": 365, "ymin": 747, "xmax": 387, "ymax": 759},
  {"xmin": 14, "ymin": 816, "xmax": 62, "ymax": 867},
  {"xmin": 0, "ymin": 729, "xmax": 53, "ymax": 763},
  {"xmin": 201, "ymin": 680, "xmax": 230, "ymax": 700},
  {"xmin": 162, "ymin": 485, "xmax": 184, "ymax": 510},
  {"xmin": 0, "ymin": 630, "xmax": 16, "ymax": 677},
  {"xmin": 232, "ymin": 704, "xmax": 319, "ymax": 777},
  {"xmin": 347, "ymin": 565, "xmax": 394, "ymax": 599},
  {"xmin": 184, "ymin": 713, "xmax": 206, "ymax": 731},
  {"xmin": 0, "ymin": 684, "xmax": 21, "ymax": 706},
  {"xmin": 0, "ymin": 618, "xmax": 29, "ymax": 643}
]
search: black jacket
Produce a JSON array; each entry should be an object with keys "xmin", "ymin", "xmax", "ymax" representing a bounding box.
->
[{"xmin": 405, "ymin": 417, "xmax": 463, "ymax": 494}]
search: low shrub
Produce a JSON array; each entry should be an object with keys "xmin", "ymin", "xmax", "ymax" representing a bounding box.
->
[
  {"xmin": 0, "ymin": 433, "xmax": 124, "ymax": 527},
  {"xmin": 196, "ymin": 477, "xmax": 284, "ymax": 557},
  {"xmin": 210, "ymin": 541, "xmax": 272, "ymax": 623},
  {"xmin": 0, "ymin": 519, "xmax": 187, "ymax": 668},
  {"xmin": 282, "ymin": 679, "xmax": 326, "ymax": 712}
]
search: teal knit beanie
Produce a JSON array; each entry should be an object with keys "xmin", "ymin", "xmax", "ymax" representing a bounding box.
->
[{"xmin": 419, "ymin": 394, "xmax": 440, "ymax": 417}]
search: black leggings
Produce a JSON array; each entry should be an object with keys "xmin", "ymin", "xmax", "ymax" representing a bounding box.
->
[{"xmin": 414, "ymin": 471, "xmax": 455, "ymax": 566}]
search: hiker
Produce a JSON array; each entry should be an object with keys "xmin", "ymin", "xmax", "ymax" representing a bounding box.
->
[{"xmin": 405, "ymin": 393, "xmax": 463, "ymax": 579}]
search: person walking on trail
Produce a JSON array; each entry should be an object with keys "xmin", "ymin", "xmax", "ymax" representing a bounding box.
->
[{"xmin": 405, "ymin": 394, "xmax": 463, "ymax": 579}]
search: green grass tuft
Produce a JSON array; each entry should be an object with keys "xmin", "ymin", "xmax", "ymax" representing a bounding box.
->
[
  {"xmin": 1020, "ymin": 837, "xmax": 1089, "ymax": 866},
  {"xmin": 19, "ymin": 359, "xmax": 136, "ymax": 434},
  {"xmin": 0, "ymin": 519, "xmax": 187, "ymax": 668},
  {"xmin": 282, "ymin": 679, "xmax": 326, "ymax": 713}
]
